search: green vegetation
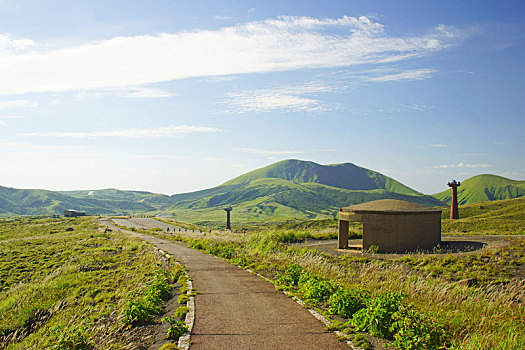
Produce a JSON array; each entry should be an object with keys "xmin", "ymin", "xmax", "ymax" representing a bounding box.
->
[
  {"xmin": 142, "ymin": 198, "xmax": 525, "ymax": 350},
  {"xmin": 175, "ymin": 306, "xmax": 189, "ymax": 318},
  {"xmin": 0, "ymin": 216, "xmax": 180, "ymax": 348},
  {"xmin": 441, "ymin": 197, "xmax": 525, "ymax": 235},
  {"xmin": 433, "ymin": 174, "xmax": 525, "ymax": 205},
  {"xmin": 121, "ymin": 271, "xmax": 175, "ymax": 324},
  {"xmin": 0, "ymin": 160, "xmax": 442, "ymax": 223},
  {"xmin": 161, "ymin": 316, "xmax": 188, "ymax": 340}
]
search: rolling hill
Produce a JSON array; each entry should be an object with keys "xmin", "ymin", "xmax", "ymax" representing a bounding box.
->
[
  {"xmin": 432, "ymin": 174, "xmax": 525, "ymax": 205},
  {"xmin": 1, "ymin": 160, "xmax": 523, "ymax": 225}
]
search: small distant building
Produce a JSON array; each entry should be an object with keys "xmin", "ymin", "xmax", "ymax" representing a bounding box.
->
[
  {"xmin": 338, "ymin": 199, "xmax": 442, "ymax": 253},
  {"xmin": 64, "ymin": 209, "xmax": 86, "ymax": 217}
]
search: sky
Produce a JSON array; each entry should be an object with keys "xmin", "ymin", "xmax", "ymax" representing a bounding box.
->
[{"xmin": 0, "ymin": 0, "xmax": 524, "ymax": 195}]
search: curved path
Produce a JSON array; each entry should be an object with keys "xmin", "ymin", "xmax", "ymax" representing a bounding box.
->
[{"xmin": 104, "ymin": 218, "xmax": 347, "ymax": 350}]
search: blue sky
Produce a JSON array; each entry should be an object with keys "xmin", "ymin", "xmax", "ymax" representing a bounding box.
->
[{"xmin": 0, "ymin": 0, "xmax": 524, "ymax": 195}]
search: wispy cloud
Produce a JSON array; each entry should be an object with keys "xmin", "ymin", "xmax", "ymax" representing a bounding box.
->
[
  {"xmin": 429, "ymin": 144, "xmax": 447, "ymax": 148},
  {"xmin": 367, "ymin": 69, "xmax": 436, "ymax": 82},
  {"xmin": 0, "ymin": 141, "xmax": 82, "ymax": 150},
  {"xmin": 0, "ymin": 99, "xmax": 38, "ymax": 110},
  {"xmin": 432, "ymin": 162, "xmax": 491, "ymax": 169},
  {"xmin": 0, "ymin": 16, "xmax": 462, "ymax": 95},
  {"xmin": 21, "ymin": 125, "xmax": 223, "ymax": 138},
  {"xmin": 234, "ymin": 147, "xmax": 305, "ymax": 155},
  {"xmin": 0, "ymin": 115, "xmax": 22, "ymax": 126},
  {"xmin": 76, "ymin": 86, "xmax": 176, "ymax": 99},
  {"xmin": 220, "ymin": 82, "xmax": 341, "ymax": 113}
]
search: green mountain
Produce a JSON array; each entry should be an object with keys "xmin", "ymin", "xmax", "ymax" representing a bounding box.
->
[
  {"xmin": 222, "ymin": 159, "xmax": 420, "ymax": 195},
  {"xmin": 165, "ymin": 160, "xmax": 443, "ymax": 225},
  {"xmin": 0, "ymin": 186, "xmax": 162, "ymax": 216},
  {"xmin": 0, "ymin": 160, "xmax": 442, "ymax": 221},
  {"xmin": 432, "ymin": 174, "xmax": 525, "ymax": 205}
]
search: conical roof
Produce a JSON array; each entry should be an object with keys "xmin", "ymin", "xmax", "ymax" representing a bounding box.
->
[{"xmin": 341, "ymin": 199, "xmax": 441, "ymax": 214}]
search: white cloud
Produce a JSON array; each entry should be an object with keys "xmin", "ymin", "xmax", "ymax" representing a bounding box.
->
[
  {"xmin": 433, "ymin": 163, "xmax": 491, "ymax": 169},
  {"xmin": 21, "ymin": 125, "xmax": 223, "ymax": 138},
  {"xmin": 76, "ymin": 86, "xmax": 176, "ymax": 99},
  {"xmin": 234, "ymin": 147, "xmax": 305, "ymax": 155},
  {"xmin": 221, "ymin": 82, "xmax": 340, "ymax": 113},
  {"xmin": 131, "ymin": 154, "xmax": 191, "ymax": 160},
  {"xmin": 0, "ymin": 16, "xmax": 462, "ymax": 95},
  {"xmin": 0, "ymin": 99, "xmax": 38, "ymax": 110},
  {"xmin": 429, "ymin": 144, "xmax": 447, "ymax": 148},
  {"xmin": 367, "ymin": 69, "xmax": 436, "ymax": 82},
  {"xmin": 0, "ymin": 141, "xmax": 82, "ymax": 150},
  {"xmin": 0, "ymin": 33, "xmax": 36, "ymax": 52},
  {"xmin": 0, "ymin": 115, "xmax": 22, "ymax": 126}
]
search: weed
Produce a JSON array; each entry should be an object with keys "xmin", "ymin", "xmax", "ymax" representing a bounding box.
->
[
  {"xmin": 175, "ymin": 306, "xmax": 189, "ymax": 318},
  {"xmin": 298, "ymin": 276, "xmax": 337, "ymax": 302},
  {"xmin": 159, "ymin": 343, "xmax": 180, "ymax": 350},
  {"xmin": 161, "ymin": 316, "xmax": 188, "ymax": 340},
  {"xmin": 352, "ymin": 292, "xmax": 405, "ymax": 339},
  {"xmin": 177, "ymin": 294, "xmax": 189, "ymax": 305},
  {"xmin": 48, "ymin": 324, "xmax": 93, "ymax": 350},
  {"xmin": 391, "ymin": 304, "xmax": 449, "ymax": 350},
  {"xmin": 328, "ymin": 288, "xmax": 369, "ymax": 318},
  {"xmin": 351, "ymin": 334, "xmax": 371, "ymax": 350}
]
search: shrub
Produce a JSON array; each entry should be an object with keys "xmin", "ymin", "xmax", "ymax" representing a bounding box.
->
[
  {"xmin": 177, "ymin": 294, "xmax": 189, "ymax": 305},
  {"xmin": 122, "ymin": 271, "xmax": 173, "ymax": 324},
  {"xmin": 298, "ymin": 276, "xmax": 337, "ymax": 302},
  {"xmin": 122, "ymin": 299, "xmax": 158, "ymax": 324},
  {"xmin": 162, "ymin": 316, "xmax": 188, "ymax": 340},
  {"xmin": 391, "ymin": 304, "xmax": 449, "ymax": 350},
  {"xmin": 328, "ymin": 288, "xmax": 369, "ymax": 318},
  {"xmin": 175, "ymin": 306, "xmax": 189, "ymax": 318},
  {"xmin": 351, "ymin": 334, "xmax": 371, "ymax": 350},
  {"xmin": 276, "ymin": 264, "xmax": 303, "ymax": 287},
  {"xmin": 352, "ymin": 292, "xmax": 405, "ymax": 339}
]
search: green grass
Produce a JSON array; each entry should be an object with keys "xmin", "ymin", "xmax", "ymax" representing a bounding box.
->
[
  {"xmin": 441, "ymin": 197, "xmax": 525, "ymax": 235},
  {"xmin": 141, "ymin": 198, "xmax": 525, "ymax": 350},
  {"xmin": 0, "ymin": 216, "xmax": 179, "ymax": 349}
]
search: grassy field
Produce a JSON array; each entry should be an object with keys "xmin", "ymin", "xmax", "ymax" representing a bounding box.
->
[
  {"xmin": 0, "ymin": 216, "xmax": 183, "ymax": 349},
  {"xmin": 2, "ymin": 197, "xmax": 523, "ymax": 349},
  {"xmin": 150, "ymin": 197, "xmax": 525, "ymax": 349},
  {"xmin": 441, "ymin": 197, "xmax": 525, "ymax": 235}
]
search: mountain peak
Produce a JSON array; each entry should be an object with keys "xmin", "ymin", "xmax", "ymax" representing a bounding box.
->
[{"xmin": 222, "ymin": 159, "xmax": 419, "ymax": 195}]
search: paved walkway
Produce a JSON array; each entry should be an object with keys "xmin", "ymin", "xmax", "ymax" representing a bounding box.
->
[{"xmin": 104, "ymin": 218, "xmax": 347, "ymax": 350}]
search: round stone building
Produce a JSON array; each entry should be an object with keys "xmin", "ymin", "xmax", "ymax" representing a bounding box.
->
[{"xmin": 338, "ymin": 199, "xmax": 442, "ymax": 253}]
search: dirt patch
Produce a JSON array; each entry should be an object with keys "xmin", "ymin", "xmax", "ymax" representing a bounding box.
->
[{"xmin": 293, "ymin": 235, "xmax": 521, "ymax": 258}]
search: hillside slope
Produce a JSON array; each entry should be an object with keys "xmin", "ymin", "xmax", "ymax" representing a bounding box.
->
[
  {"xmin": 1, "ymin": 159, "xmax": 438, "ymax": 220},
  {"xmin": 222, "ymin": 159, "xmax": 420, "ymax": 195},
  {"xmin": 433, "ymin": 174, "xmax": 525, "ymax": 205}
]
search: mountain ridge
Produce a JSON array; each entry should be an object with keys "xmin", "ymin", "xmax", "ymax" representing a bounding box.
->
[{"xmin": 1, "ymin": 160, "xmax": 523, "ymax": 223}]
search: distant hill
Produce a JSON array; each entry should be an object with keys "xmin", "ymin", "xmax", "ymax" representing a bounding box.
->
[
  {"xmin": 0, "ymin": 186, "xmax": 162, "ymax": 216},
  {"xmin": 432, "ymin": 174, "xmax": 525, "ymax": 205},
  {"xmin": 0, "ymin": 160, "xmax": 442, "ymax": 222},
  {"xmin": 166, "ymin": 159, "xmax": 443, "ymax": 225}
]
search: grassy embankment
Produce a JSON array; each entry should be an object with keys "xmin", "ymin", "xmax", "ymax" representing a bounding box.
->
[
  {"xmin": 0, "ymin": 216, "xmax": 187, "ymax": 349},
  {"xmin": 150, "ymin": 198, "xmax": 525, "ymax": 349}
]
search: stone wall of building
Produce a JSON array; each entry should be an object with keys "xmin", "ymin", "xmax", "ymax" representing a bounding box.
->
[{"xmin": 362, "ymin": 212, "xmax": 441, "ymax": 252}]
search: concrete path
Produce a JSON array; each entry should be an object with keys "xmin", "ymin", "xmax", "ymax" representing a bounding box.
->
[{"xmin": 104, "ymin": 219, "xmax": 347, "ymax": 350}]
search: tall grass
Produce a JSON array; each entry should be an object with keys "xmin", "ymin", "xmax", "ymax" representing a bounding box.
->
[{"xmin": 147, "ymin": 224, "xmax": 525, "ymax": 349}]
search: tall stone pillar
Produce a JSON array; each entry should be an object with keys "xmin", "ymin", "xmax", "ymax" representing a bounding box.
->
[
  {"xmin": 338, "ymin": 219, "xmax": 349, "ymax": 249},
  {"xmin": 224, "ymin": 207, "xmax": 232, "ymax": 230},
  {"xmin": 447, "ymin": 180, "xmax": 461, "ymax": 220}
]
